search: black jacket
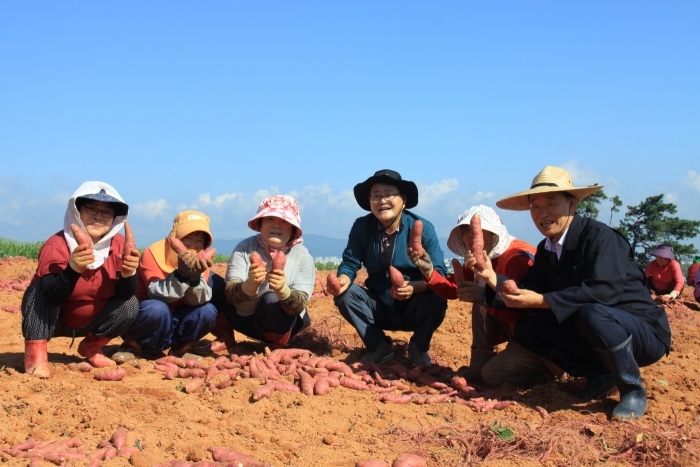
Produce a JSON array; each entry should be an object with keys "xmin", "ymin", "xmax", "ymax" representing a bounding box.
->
[{"xmin": 487, "ymin": 214, "xmax": 671, "ymax": 350}]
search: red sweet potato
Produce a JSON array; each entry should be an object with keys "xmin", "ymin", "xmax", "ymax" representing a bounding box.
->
[
  {"xmin": 392, "ymin": 452, "xmax": 427, "ymax": 467},
  {"xmin": 373, "ymin": 394, "xmax": 414, "ymax": 404},
  {"xmin": 209, "ymin": 447, "xmax": 271, "ymax": 467},
  {"xmin": 298, "ymin": 369, "xmax": 315, "ymax": 396},
  {"xmin": 164, "ymin": 367, "xmax": 178, "ymax": 380},
  {"xmin": 252, "ymin": 384, "xmax": 275, "ymax": 401},
  {"xmin": 272, "ymin": 251, "xmax": 286, "ymax": 271},
  {"xmin": 122, "ymin": 222, "xmax": 136, "ymax": 258},
  {"xmin": 501, "ymin": 279, "xmax": 518, "ymax": 295},
  {"xmin": 389, "ymin": 266, "xmax": 404, "ymax": 288},
  {"xmin": 450, "ymin": 376, "xmax": 468, "ymax": 391},
  {"xmin": 177, "ymin": 368, "xmax": 205, "ymax": 379},
  {"xmin": 357, "ymin": 460, "xmax": 390, "ymax": 467},
  {"xmin": 94, "ymin": 368, "xmax": 126, "ymax": 381},
  {"xmin": 250, "ymin": 251, "xmax": 264, "ymax": 267},
  {"xmin": 71, "ymin": 224, "xmax": 92, "ymax": 247},
  {"xmin": 410, "ymin": 220, "xmax": 424, "ymax": 257},
  {"xmin": 110, "ymin": 427, "xmax": 128, "ymax": 449},
  {"xmin": 326, "ymin": 273, "xmax": 342, "ymax": 296},
  {"xmin": 67, "ymin": 362, "xmax": 93, "ymax": 372},
  {"xmin": 451, "ymin": 258, "xmax": 464, "ymax": 283},
  {"xmin": 470, "ymin": 214, "xmax": 485, "ymax": 270},
  {"xmin": 184, "ymin": 377, "xmax": 204, "ymax": 393},
  {"xmin": 117, "ymin": 447, "xmax": 140, "ymax": 458},
  {"xmin": 196, "ymin": 248, "xmax": 216, "ymax": 262},
  {"xmin": 168, "ymin": 236, "xmax": 188, "ymax": 255},
  {"xmin": 272, "ymin": 381, "xmax": 300, "ymax": 393},
  {"xmin": 340, "ymin": 376, "xmax": 368, "ymax": 391},
  {"xmin": 314, "ymin": 377, "xmax": 330, "ymax": 395}
]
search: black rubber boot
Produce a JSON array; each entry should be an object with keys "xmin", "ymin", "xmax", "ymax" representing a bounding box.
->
[
  {"xmin": 543, "ymin": 348, "xmax": 617, "ymax": 401},
  {"xmin": 595, "ymin": 335, "xmax": 647, "ymax": 420}
]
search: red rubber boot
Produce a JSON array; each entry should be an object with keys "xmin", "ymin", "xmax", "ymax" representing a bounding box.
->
[
  {"xmin": 24, "ymin": 340, "xmax": 51, "ymax": 378},
  {"xmin": 77, "ymin": 333, "xmax": 115, "ymax": 368}
]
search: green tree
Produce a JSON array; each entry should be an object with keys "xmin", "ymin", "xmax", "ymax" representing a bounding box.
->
[
  {"xmin": 609, "ymin": 195, "xmax": 623, "ymax": 227},
  {"xmin": 617, "ymin": 194, "xmax": 700, "ymax": 265},
  {"xmin": 577, "ymin": 190, "xmax": 608, "ymax": 219}
]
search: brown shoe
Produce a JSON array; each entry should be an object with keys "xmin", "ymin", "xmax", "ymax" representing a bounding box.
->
[{"xmin": 112, "ymin": 338, "xmax": 142, "ymax": 364}]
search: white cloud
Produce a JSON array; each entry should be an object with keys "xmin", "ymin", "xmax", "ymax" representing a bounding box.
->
[
  {"xmin": 131, "ymin": 199, "xmax": 170, "ymax": 219},
  {"xmin": 417, "ymin": 179, "xmax": 459, "ymax": 206},
  {"xmin": 666, "ymin": 192, "xmax": 678, "ymax": 203},
  {"xmin": 214, "ymin": 193, "xmax": 237, "ymax": 206},
  {"xmin": 681, "ymin": 170, "xmax": 700, "ymax": 193},
  {"xmin": 194, "ymin": 193, "xmax": 212, "ymax": 207},
  {"xmin": 471, "ymin": 191, "xmax": 495, "ymax": 202}
]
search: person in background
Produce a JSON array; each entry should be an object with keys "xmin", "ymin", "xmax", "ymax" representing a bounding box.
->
[
  {"xmin": 410, "ymin": 205, "xmax": 559, "ymax": 385},
  {"xmin": 216, "ymin": 195, "xmax": 315, "ymax": 349},
  {"xmin": 112, "ymin": 211, "xmax": 216, "ymax": 362},
  {"xmin": 330, "ymin": 169, "xmax": 448, "ymax": 366},
  {"xmin": 472, "ymin": 166, "xmax": 670, "ymax": 420},
  {"xmin": 695, "ymin": 267, "xmax": 700, "ymax": 304},
  {"xmin": 22, "ymin": 182, "xmax": 139, "ymax": 377},
  {"xmin": 645, "ymin": 244, "xmax": 684, "ymax": 299},
  {"xmin": 685, "ymin": 256, "xmax": 700, "ymax": 287}
]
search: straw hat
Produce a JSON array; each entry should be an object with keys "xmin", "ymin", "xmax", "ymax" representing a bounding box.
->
[{"xmin": 496, "ymin": 166, "xmax": 603, "ymax": 211}]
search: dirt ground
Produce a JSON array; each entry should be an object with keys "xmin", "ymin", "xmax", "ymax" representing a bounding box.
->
[{"xmin": 0, "ymin": 257, "xmax": 699, "ymax": 467}]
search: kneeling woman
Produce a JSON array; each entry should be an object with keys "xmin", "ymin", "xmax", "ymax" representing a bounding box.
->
[
  {"xmin": 216, "ymin": 195, "xmax": 315, "ymax": 348},
  {"xmin": 22, "ymin": 182, "xmax": 140, "ymax": 377},
  {"xmin": 113, "ymin": 211, "xmax": 218, "ymax": 361}
]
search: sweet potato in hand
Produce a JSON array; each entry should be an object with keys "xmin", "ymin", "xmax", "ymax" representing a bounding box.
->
[
  {"xmin": 272, "ymin": 251, "xmax": 286, "ymax": 271},
  {"xmin": 71, "ymin": 224, "xmax": 92, "ymax": 247},
  {"xmin": 501, "ymin": 279, "xmax": 518, "ymax": 295},
  {"xmin": 389, "ymin": 266, "xmax": 404, "ymax": 288},
  {"xmin": 169, "ymin": 237, "xmax": 188, "ymax": 255},
  {"xmin": 250, "ymin": 251, "xmax": 264, "ymax": 267},
  {"xmin": 327, "ymin": 273, "xmax": 342, "ymax": 296},
  {"xmin": 409, "ymin": 220, "xmax": 424, "ymax": 257},
  {"xmin": 470, "ymin": 214, "xmax": 485, "ymax": 271}
]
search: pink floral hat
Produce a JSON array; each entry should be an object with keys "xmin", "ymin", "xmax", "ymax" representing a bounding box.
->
[{"xmin": 248, "ymin": 195, "xmax": 303, "ymax": 241}]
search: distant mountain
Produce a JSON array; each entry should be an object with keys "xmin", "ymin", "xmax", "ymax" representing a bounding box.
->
[{"xmin": 214, "ymin": 234, "xmax": 452, "ymax": 260}]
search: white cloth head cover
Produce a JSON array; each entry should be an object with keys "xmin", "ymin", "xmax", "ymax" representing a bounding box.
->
[
  {"xmin": 447, "ymin": 205, "xmax": 515, "ymax": 260},
  {"xmin": 63, "ymin": 181, "xmax": 128, "ymax": 270}
]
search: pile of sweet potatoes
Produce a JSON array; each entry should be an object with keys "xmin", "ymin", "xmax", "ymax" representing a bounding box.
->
[{"xmin": 0, "ymin": 427, "xmax": 138, "ymax": 467}]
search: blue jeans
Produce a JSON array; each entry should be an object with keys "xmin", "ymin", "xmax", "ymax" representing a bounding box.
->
[
  {"xmin": 514, "ymin": 303, "xmax": 667, "ymax": 376},
  {"xmin": 126, "ymin": 299, "xmax": 217, "ymax": 352},
  {"xmin": 334, "ymin": 284, "xmax": 447, "ymax": 352}
]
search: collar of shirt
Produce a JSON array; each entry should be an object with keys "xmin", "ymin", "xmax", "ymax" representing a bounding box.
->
[
  {"xmin": 544, "ymin": 227, "xmax": 570, "ymax": 260},
  {"xmin": 376, "ymin": 220, "xmax": 402, "ymax": 235}
]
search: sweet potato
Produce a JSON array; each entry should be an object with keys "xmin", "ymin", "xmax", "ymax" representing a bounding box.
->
[
  {"xmin": 450, "ymin": 376, "xmax": 468, "ymax": 391},
  {"xmin": 249, "ymin": 251, "xmax": 264, "ymax": 267},
  {"xmin": 67, "ymin": 362, "xmax": 92, "ymax": 373},
  {"xmin": 373, "ymin": 394, "xmax": 414, "ymax": 404},
  {"xmin": 184, "ymin": 377, "xmax": 204, "ymax": 394},
  {"xmin": 164, "ymin": 367, "xmax": 178, "ymax": 380},
  {"xmin": 501, "ymin": 279, "xmax": 518, "ymax": 295},
  {"xmin": 209, "ymin": 447, "xmax": 271, "ymax": 467},
  {"xmin": 272, "ymin": 251, "xmax": 286, "ymax": 271},
  {"xmin": 196, "ymin": 248, "xmax": 216, "ymax": 262},
  {"xmin": 169, "ymin": 237, "xmax": 188, "ymax": 255},
  {"xmin": 71, "ymin": 224, "xmax": 92, "ymax": 247},
  {"xmin": 389, "ymin": 266, "xmax": 404, "ymax": 288},
  {"xmin": 272, "ymin": 381, "xmax": 300, "ymax": 393},
  {"xmin": 357, "ymin": 460, "xmax": 390, "ymax": 467},
  {"xmin": 94, "ymin": 368, "xmax": 126, "ymax": 381},
  {"xmin": 451, "ymin": 258, "xmax": 464, "ymax": 283},
  {"xmin": 410, "ymin": 220, "xmax": 424, "ymax": 257},
  {"xmin": 298, "ymin": 369, "xmax": 315, "ymax": 396},
  {"xmin": 392, "ymin": 452, "xmax": 427, "ymax": 467},
  {"xmin": 326, "ymin": 273, "xmax": 342, "ymax": 296},
  {"xmin": 340, "ymin": 376, "xmax": 368, "ymax": 391},
  {"xmin": 177, "ymin": 368, "xmax": 205, "ymax": 379},
  {"xmin": 252, "ymin": 384, "xmax": 276, "ymax": 401},
  {"xmin": 314, "ymin": 377, "xmax": 330, "ymax": 395},
  {"xmin": 470, "ymin": 214, "xmax": 485, "ymax": 270},
  {"xmin": 29, "ymin": 458, "xmax": 41, "ymax": 467},
  {"xmin": 110, "ymin": 427, "xmax": 128, "ymax": 449},
  {"xmin": 122, "ymin": 222, "xmax": 136, "ymax": 257},
  {"xmin": 390, "ymin": 364, "xmax": 408, "ymax": 379}
]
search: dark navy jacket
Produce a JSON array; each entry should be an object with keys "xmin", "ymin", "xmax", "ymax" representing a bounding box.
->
[
  {"xmin": 337, "ymin": 210, "xmax": 447, "ymax": 308},
  {"xmin": 487, "ymin": 214, "xmax": 671, "ymax": 350}
]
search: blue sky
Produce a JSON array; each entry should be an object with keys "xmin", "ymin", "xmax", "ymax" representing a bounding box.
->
[{"xmin": 1, "ymin": 2, "xmax": 698, "ymax": 251}]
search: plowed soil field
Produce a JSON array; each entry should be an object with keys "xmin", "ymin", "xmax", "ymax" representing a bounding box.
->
[{"xmin": 0, "ymin": 257, "xmax": 699, "ymax": 467}]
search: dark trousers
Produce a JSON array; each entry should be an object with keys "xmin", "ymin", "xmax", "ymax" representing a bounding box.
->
[
  {"xmin": 334, "ymin": 284, "xmax": 447, "ymax": 352},
  {"xmin": 126, "ymin": 299, "xmax": 217, "ymax": 351},
  {"xmin": 221, "ymin": 293, "xmax": 310, "ymax": 347},
  {"xmin": 514, "ymin": 303, "xmax": 667, "ymax": 377},
  {"xmin": 21, "ymin": 282, "xmax": 139, "ymax": 341}
]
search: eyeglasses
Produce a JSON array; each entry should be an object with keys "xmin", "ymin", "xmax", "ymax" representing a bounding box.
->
[
  {"xmin": 81, "ymin": 205, "xmax": 115, "ymax": 219},
  {"xmin": 369, "ymin": 193, "xmax": 401, "ymax": 204}
]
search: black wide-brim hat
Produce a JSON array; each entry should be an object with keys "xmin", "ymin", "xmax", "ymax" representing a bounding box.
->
[{"xmin": 353, "ymin": 169, "xmax": 419, "ymax": 211}]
